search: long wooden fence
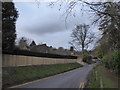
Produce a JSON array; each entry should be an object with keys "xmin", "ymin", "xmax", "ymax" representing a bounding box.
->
[{"xmin": 2, "ymin": 54, "xmax": 80, "ymax": 67}]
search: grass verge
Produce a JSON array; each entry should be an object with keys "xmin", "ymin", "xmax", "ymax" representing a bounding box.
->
[
  {"xmin": 2, "ymin": 63, "xmax": 83, "ymax": 88},
  {"xmin": 86, "ymin": 64, "xmax": 118, "ymax": 88}
]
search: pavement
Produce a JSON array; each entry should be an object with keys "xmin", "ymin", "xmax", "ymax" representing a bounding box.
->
[{"xmin": 10, "ymin": 62, "xmax": 99, "ymax": 88}]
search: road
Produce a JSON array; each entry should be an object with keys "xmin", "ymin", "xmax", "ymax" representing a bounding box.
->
[{"xmin": 11, "ymin": 63, "xmax": 98, "ymax": 88}]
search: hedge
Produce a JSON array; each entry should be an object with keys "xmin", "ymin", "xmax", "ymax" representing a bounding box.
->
[
  {"xmin": 2, "ymin": 50, "xmax": 78, "ymax": 59},
  {"xmin": 102, "ymin": 50, "xmax": 120, "ymax": 76}
]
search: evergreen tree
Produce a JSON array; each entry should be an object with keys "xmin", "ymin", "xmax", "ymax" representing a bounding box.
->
[
  {"xmin": 2, "ymin": 2, "xmax": 18, "ymax": 51},
  {"xmin": 30, "ymin": 41, "xmax": 36, "ymax": 47}
]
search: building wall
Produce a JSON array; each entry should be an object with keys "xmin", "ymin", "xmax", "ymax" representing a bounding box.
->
[{"xmin": 2, "ymin": 54, "xmax": 80, "ymax": 67}]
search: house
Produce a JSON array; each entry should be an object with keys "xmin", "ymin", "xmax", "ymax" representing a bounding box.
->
[
  {"xmin": 30, "ymin": 44, "xmax": 50, "ymax": 53},
  {"xmin": 23, "ymin": 41, "xmax": 82, "ymax": 56}
]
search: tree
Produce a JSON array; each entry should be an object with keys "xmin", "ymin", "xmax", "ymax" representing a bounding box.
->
[
  {"xmin": 88, "ymin": 1, "xmax": 120, "ymax": 75},
  {"xmin": 18, "ymin": 37, "xmax": 32, "ymax": 50},
  {"xmin": 70, "ymin": 24, "xmax": 95, "ymax": 54},
  {"xmin": 2, "ymin": 2, "xmax": 18, "ymax": 51},
  {"xmin": 30, "ymin": 40, "xmax": 36, "ymax": 47},
  {"xmin": 85, "ymin": 2, "xmax": 120, "ymax": 50}
]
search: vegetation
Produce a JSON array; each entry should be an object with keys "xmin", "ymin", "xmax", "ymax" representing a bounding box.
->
[
  {"xmin": 82, "ymin": 52, "xmax": 92, "ymax": 64},
  {"xmin": 87, "ymin": 65, "xmax": 118, "ymax": 88},
  {"xmin": 17, "ymin": 37, "xmax": 33, "ymax": 48},
  {"xmin": 102, "ymin": 50, "xmax": 120, "ymax": 76},
  {"xmin": 2, "ymin": 63, "xmax": 83, "ymax": 88},
  {"xmin": 92, "ymin": 2, "xmax": 120, "ymax": 76},
  {"xmin": 2, "ymin": 2, "xmax": 18, "ymax": 51}
]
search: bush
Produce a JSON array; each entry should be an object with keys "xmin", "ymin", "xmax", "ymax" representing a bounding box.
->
[
  {"xmin": 82, "ymin": 53, "xmax": 92, "ymax": 64},
  {"xmin": 102, "ymin": 50, "xmax": 120, "ymax": 76},
  {"xmin": 102, "ymin": 54, "xmax": 112, "ymax": 69},
  {"xmin": 96, "ymin": 50, "xmax": 104, "ymax": 59},
  {"xmin": 112, "ymin": 51, "xmax": 120, "ymax": 75}
]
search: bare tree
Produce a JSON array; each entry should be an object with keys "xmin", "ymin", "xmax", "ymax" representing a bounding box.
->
[
  {"xmin": 17, "ymin": 37, "xmax": 32, "ymax": 50},
  {"xmin": 85, "ymin": 2, "xmax": 120, "ymax": 49},
  {"xmin": 48, "ymin": 1, "xmax": 119, "ymax": 27},
  {"xmin": 70, "ymin": 24, "xmax": 95, "ymax": 53}
]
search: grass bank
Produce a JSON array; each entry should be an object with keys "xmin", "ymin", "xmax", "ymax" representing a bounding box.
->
[
  {"xmin": 2, "ymin": 63, "xmax": 83, "ymax": 88},
  {"xmin": 86, "ymin": 64, "xmax": 119, "ymax": 88}
]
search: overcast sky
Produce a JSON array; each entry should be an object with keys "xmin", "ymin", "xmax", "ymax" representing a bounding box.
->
[{"xmin": 14, "ymin": 1, "xmax": 101, "ymax": 50}]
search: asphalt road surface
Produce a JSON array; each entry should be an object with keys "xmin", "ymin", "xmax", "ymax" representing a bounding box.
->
[{"xmin": 13, "ymin": 62, "xmax": 98, "ymax": 88}]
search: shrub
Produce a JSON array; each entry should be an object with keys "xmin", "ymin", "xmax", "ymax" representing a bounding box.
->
[
  {"xmin": 112, "ymin": 50, "xmax": 120, "ymax": 75},
  {"xmin": 82, "ymin": 53, "xmax": 92, "ymax": 64},
  {"xmin": 96, "ymin": 50, "xmax": 104, "ymax": 59},
  {"xmin": 102, "ymin": 50, "xmax": 120, "ymax": 76},
  {"xmin": 102, "ymin": 54, "xmax": 112, "ymax": 69}
]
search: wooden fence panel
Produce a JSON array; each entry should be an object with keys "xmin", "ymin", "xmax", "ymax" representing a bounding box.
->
[{"xmin": 2, "ymin": 54, "xmax": 79, "ymax": 67}]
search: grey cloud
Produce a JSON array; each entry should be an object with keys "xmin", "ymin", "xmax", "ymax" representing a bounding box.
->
[
  {"xmin": 16, "ymin": 2, "xmax": 91, "ymax": 37},
  {"xmin": 26, "ymin": 22, "xmax": 67, "ymax": 35}
]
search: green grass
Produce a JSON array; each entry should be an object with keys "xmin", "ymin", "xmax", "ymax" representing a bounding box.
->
[
  {"xmin": 2, "ymin": 63, "xmax": 82, "ymax": 87},
  {"xmin": 89, "ymin": 65, "xmax": 117, "ymax": 88}
]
